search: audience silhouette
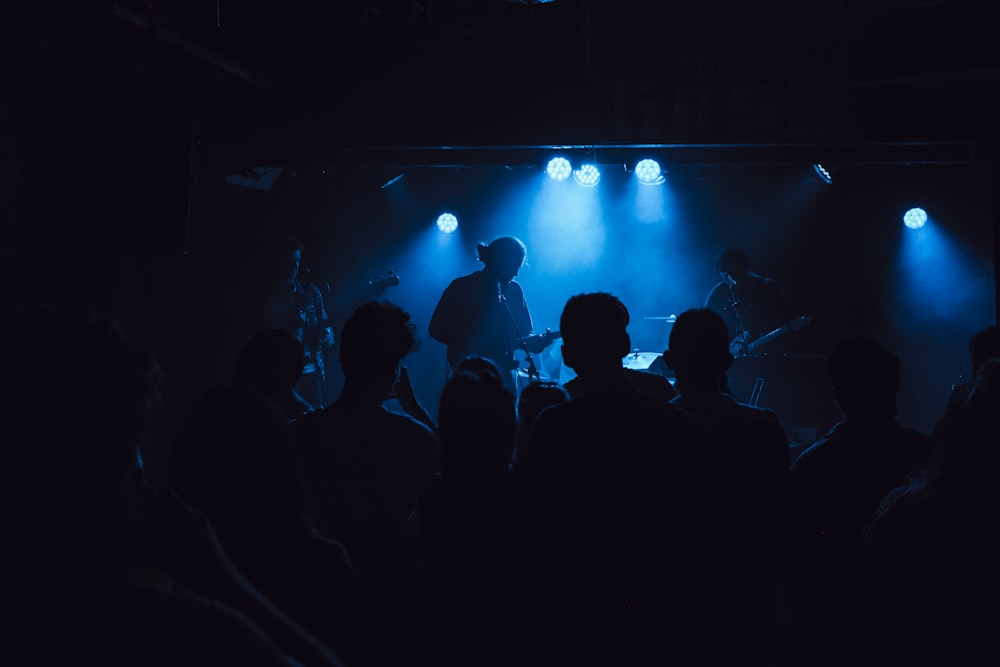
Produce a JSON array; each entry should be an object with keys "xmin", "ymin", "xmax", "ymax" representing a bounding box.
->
[
  {"xmin": 788, "ymin": 335, "xmax": 935, "ymax": 667},
  {"xmin": 518, "ymin": 292, "xmax": 705, "ymax": 666},
  {"xmin": 933, "ymin": 324, "xmax": 1000, "ymax": 447},
  {"xmin": 168, "ymin": 342, "xmax": 367, "ymax": 665},
  {"xmin": 663, "ymin": 308, "xmax": 790, "ymax": 666},
  {"xmin": 9, "ymin": 282, "xmax": 999, "ymax": 667},
  {"xmin": 455, "ymin": 353, "xmax": 506, "ymax": 382},
  {"xmin": 293, "ymin": 300, "xmax": 439, "ymax": 667},
  {"xmin": 8, "ymin": 304, "xmax": 346, "ymax": 667},
  {"xmin": 513, "ymin": 379, "xmax": 569, "ymax": 463},
  {"xmin": 233, "ymin": 327, "xmax": 315, "ymax": 420},
  {"xmin": 861, "ymin": 356, "xmax": 1000, "ymax": 666},
  {"xmin": 420, "ymin": 370, "xmax": 521, "ymax": 666},
  {"xmin": 562, "ymin": 363, "xmax": 679, "ymax": 401}
]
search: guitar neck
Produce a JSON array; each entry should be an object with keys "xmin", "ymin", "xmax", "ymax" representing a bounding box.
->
[
  {"xmin": 747, "ymin": 325, "xmax": 789, "ymax": 353},
  {"xmin": 745, "ymin": 317, "xmax": 812, "ymax": 353}
]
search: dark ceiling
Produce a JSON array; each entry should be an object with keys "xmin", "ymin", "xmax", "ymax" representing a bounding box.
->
[{"xmin": 8, "ymin": 0, "xmax": 1000, "ymax": 165}]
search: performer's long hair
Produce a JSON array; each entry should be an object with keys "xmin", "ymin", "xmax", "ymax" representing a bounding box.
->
[{"xmin": 476, "ymin": 236, "xmax": 526, "ymax": 268}]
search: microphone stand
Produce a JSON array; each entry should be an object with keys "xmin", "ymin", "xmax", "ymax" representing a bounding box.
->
[
  {"xmin": 726, "ymin": 276, "xmax": 750, "ymax": 357},
  {"xmin": 499, "ymin": 287, "xmax": 541, "ymax": 384}
]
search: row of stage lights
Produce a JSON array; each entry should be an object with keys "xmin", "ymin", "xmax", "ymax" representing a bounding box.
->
[
  {"xmin": 548, "ymin": 159, "xmax": 832, "ymax": 188},
  {"xmin": 436, "ymin": 206, "xmax": 930, "ymax": 234},
  {"xmin": 545, "ymin": 157, "xmax": 666, "ymax": 187},
  {"xmin": 433, "ymin": 156, "xmax": 926, "ymax": 233}
]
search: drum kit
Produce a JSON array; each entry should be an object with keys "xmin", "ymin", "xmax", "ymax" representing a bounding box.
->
[
  {"xmin": 622, "ymin": 350, "xmax": 661, "ymax": 371},
  {"xmin": 623, "ymin": 314, "xmax": 677, "ymax": 372},
  {"xmin": 507, "ymin": 312, "xmax": 832, "ymax": 432}
]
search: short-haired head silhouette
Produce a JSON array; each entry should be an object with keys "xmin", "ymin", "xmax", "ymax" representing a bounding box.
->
[
  {"xmin": 559, "ymin": 292, "xmax": 631, "ymax": 379},
  {"xmin": 969, "ymin": 325, "xmax": 1000, "ymax": 375},
  {"xmin": 827, "ymin": 335, "xmax": 900, "ymax": 419},
  {"xmin": 339, "ymin": 301, "xmax": 418, "ymax": 389},
  {"xmin": 438, "ymin": 371, "xmax": 516, "ymax": 477},
  {"xmin": 456, "ymin": 355, "xmax": 505, "ymax": 383},
  {"xmin": 663, "ymin": 308, "xmax": 733, "ymax": 395}
]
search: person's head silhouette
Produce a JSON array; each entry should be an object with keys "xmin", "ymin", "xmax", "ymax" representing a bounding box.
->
[
  {"xmin": 339, "ymin": 301, "xmax": 418, "ymax": 398},
  {"xmin": 664, "ymin": 308, "xmax": 733, "ymax": 395},
  {"xmin": 827, "ymin": 336, "xmax": 900, "ymax": 420},
  {"xmin": 716, "ymin": 247, "xmax": 751, "ymax": 283},
  {"xmin": 559, "ymin": 292, "xmax": 631, "ymax": 380},
  {"xmin": 477, "ymin": 236, "xmax": 527, "ymax": 286}
]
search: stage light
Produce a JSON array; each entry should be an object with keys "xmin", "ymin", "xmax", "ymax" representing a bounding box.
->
[
  {"xmin": 545, "ymin": 157, "xmax": 572, "ymax": 181},
  {"xmin": 903, "ymin": 207, "xmax": 927, "ymax": 230},
  {"xmin": 813, "ymin": 163, "xmax": 832, "ymax": 185},
  {"xmin": 573, "ymin": 164, "xmax": 601, "ymax": 187},
  {"xmin": 436, "ymin": 213, "xmax": 458, "ymax": 233},
  {"xmin": 635, "ymin": 159, "xmax": 664, "ymax": 185}
]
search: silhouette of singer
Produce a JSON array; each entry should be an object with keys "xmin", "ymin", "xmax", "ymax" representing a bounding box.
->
[{"xmin": 429, "ymin": 236, "xmax": 555, "ymax": 393}]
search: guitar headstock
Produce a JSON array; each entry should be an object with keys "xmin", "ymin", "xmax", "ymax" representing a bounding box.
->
[
  {"xmin": 791, "ymin": 315, "xmax": 814, "ymax": 331},
  {"xmin": 369, "ymin": 271, "xmax": 401, "ymax": 295}
]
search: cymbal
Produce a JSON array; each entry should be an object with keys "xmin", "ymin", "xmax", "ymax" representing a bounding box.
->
[
  {"xmin": 643, "ymin": 316, "xmax": 677, "ymax": 322},
  {"xmin": 622, "ymin": 351, "xmax": 661, "ymax": 370}
]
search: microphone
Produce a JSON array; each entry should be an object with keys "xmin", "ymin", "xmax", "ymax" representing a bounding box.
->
[
  {"xmin": 498, "ymin": 280, "xmax": 504, "ymax": 303},
  {"xmin": 723, "ymin": 272, "xmax": 736, "ymax": 287}
]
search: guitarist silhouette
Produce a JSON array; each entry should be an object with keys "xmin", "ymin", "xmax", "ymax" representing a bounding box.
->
[
  {"xmin": 262, "ymin": 239, "xmax": 336, "ymax": 409},
  {"xmin": 705, "ymin": 247, "xmax": 793, "ymax": 357},
  {"xmin": 429, "ymin": 236, "xmax": 560, "ymax": 394},
  {"xmin": 706, "ymin": 248, "xmax": 820, "ymax": 414}
]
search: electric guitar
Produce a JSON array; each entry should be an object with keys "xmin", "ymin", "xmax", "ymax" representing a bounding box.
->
[
  {"xmin": 730, "ymin": 315, "xmax": 813, "ymax": 357},
  {"xmin": 368, "ymin": 270, "xmax": 400, "ymax": 296},
  {"xmin": 521, "ymin": 329, "xmax": 562, "ymax": 355},
  {"xmin": 450, "ymin": 329, "xmax": 562, "ymax": 372},
  {"xmin": 325, "ymin": 270, "xmax": 402, "ymax": 348}
]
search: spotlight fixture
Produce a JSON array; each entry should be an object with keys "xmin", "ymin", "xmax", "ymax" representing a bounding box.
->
[
  {"xmin": 572, "ymin": 164, "xmax": 601, "ymax": 187},
  {"xmin": 436, "ymin": 213, "xmax": 459, "ymax": 233},
  {"xmin": 812, "ymin": 163, "xmax": 833, "ymax": 185},
  {"xmin": 545, "ymin": 156, "xmax": 572, "ymax": 181},
  {"xmin": 635, "ymin": 159, "xmax": 664, "ymax": 185},
  {"xmin": 903, "ymin": 208, "xmax": 927, "ymax": 230}
]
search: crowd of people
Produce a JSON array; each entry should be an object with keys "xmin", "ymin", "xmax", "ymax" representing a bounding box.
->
[{"xmin": 5, "ymin": 238, "xmax": 1000, "ymax": 667}]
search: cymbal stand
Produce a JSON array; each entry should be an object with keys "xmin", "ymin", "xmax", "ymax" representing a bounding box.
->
[{"xmin": 749, "ymin": 377, "xmax": 766, "ymax": 407}]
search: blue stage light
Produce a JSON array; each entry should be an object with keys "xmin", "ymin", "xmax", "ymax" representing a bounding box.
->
[
  {"xmin": 813, "ymin": 163, "xmax": 833, "ymax": 185},
  {"xmin": 436, "ymin": 213, "xmax": 458, "ymax": 233},
  {"xmin": 903, "ymin": 208, "xmax": 927, "ymax": 229},
  {"xmin": 635, "ymin": 159, "xmax": 664, "ymax": 185},
  {"xmin": 573, "ymin": 164, "xmax": 601, "ymax": 187},
  {"xmin": 545, "ymin": 157, "xmax": 572, "ymax": 181}
]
